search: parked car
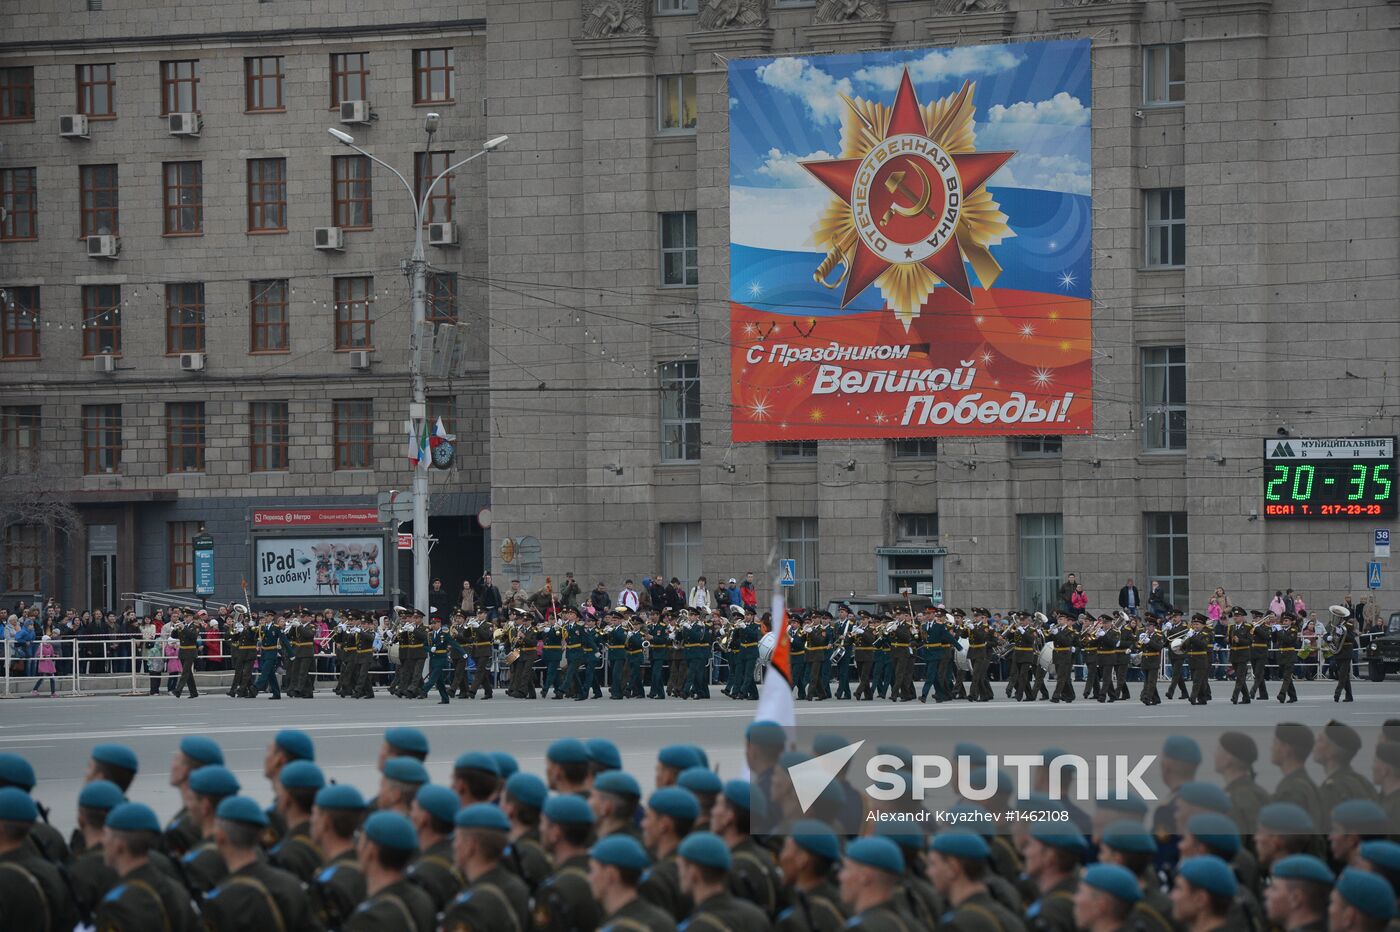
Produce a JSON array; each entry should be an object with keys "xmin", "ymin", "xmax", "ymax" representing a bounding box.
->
[{"xmin": 1365, "ymin": 611, "xmax": 1400, "ymax": 681}]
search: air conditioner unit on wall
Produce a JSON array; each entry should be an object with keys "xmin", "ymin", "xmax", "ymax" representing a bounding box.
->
[
  {"xmin": 168, "ymin": 112, "xmax": 201, "ymax": 136},
  {"xmin": 86, "ymin": 234, "xmax": 119, "ymax": 259},
  {"xmin": 428, "ymin": 221, "xmax": 458, "ymax": 247},
  {"xmin": 339, "ymin": 100, "xmax": 371, "ymax": 124},
  {"xmin": 180, "ymin": 352, "xmax": 205, "ymax": 371},
  {"xmin": 349, "ymin": 350, "xmax": 371, "ymax": 370},
  {"xmin": 60, "ymin": 114, "xmax": 89, "ymax": 138},
  {"xmin": 314, "ymin": 227, "xmax": 344, "ymax": 250},
  {"xmin": 94, "ymin": 354, "xmax": 116, "ymax": 374}
]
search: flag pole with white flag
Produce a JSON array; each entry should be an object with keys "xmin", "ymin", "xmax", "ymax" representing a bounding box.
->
[{"xmin": 753, "ymin": 589, "xmax": 796, "ymax": 733}]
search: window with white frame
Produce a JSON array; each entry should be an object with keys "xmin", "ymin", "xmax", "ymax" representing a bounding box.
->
[
  {"xmin": 1142, "ymin": 346, "xmax": 1186, "ymax": 452},
  {"xmin": 777, "ymin": 517, "xmax": 820, "ymax": 610},
  {"xmin": 1145, "ymin": 512, "xmax": 1189, "ymax": 609},
  {"xmin": 660, "ymin": 211, "xmax": 698, "ymax": 286},
  {"xmin": 1144, "ymin": 188, "xmax": 1185, "ymax": 269},
  {"xmin": 657, "ymin": 74, "xmax": 697, "ymax": 133},
  {"xmin": 1144, "ymin": 43, "xmax": 1185, "ymax": 106},
  {"xmin": 661, "ymin": 522, "xmax": 703, "ymax": 589},
  {"xmin": 660, "ymin": 360, "xmax": 700, "ymax": 462},
  {"xmin": 1018, "ymin": 514, "xmax": 1063, "ymax": 615}
]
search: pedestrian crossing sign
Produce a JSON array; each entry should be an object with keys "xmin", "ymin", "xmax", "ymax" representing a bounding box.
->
[
  {"xmin": 1368, "ymin": 561, "xmax": 1382, "ymax": 589},
  {"xmin": 779, "ymin": 559, "xmax": 797, "ymax": 587}
]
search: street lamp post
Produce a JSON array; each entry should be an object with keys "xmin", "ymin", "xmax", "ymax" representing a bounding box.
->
[{"xmin": 327, "ymin": 124, "xmax": 507, "ymax": 616}]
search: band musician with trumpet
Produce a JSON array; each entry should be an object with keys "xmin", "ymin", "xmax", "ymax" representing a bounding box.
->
[
  {"xmin": 1229, "ymin": 607, "xmax": 1255, "ymax": 704},
  {"xmin": 1324, "ymin": 603, "xmax": 1359, "ymax": 703}
]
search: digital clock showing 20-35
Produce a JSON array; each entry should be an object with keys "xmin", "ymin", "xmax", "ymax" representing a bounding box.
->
[{"xmin": 1263, "ymin": 437, "xmax": 1396, "ymax": 519}]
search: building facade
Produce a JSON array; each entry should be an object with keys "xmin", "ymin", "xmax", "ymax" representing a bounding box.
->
[{"xmin": 2, "ymin": 0, "xmax": 1398, "ymax": 614}]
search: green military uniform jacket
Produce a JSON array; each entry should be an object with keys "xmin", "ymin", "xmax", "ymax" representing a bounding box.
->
[
  {"xmin": 311, "ymin": 849, "xmax": 366, "ymax": 931},
  {"xmin": 1318, "ymin": 764, "xmax": 1378, "ymax": 829},
  {"xmin": 775, "ymin": 880, "xmax": 846, "ymax": 932},
  {"xmin": 728, "ymin": 835, "xmax": 783, "ymax": 919},
  {"xmin": 1272, "ymin": 768, "xmax": 1324, "ymax": 831},
  {"xmin": 532, "ymin": 853, "xmax": 601, "ymax": 932},
  {"xmin": 600, "ymin": 894, "xmax": 679, "ymax": 932},
  {"xmin": 680, "ymin": 890, "xmax": 772, "ymax": 932},
  {"xmin": 639, "ymin": 850, "xmax": 692, "ymax": 921},
  {"xmin": 439, "ymin": 863, "xmax": 532, "ymax": 932},
  {"xmin": 503, "ymin": 830, "xmax": 552, "ymax": 895},
  {"xmin": 941, "ymin": 889, "xmax": 1026, "ymax": 932},
  {"xmin": 164, "ymin": 810, "xmax": 200, "ymax": 857},
  {"xmin": 267, "ymin": 818, "xmax": 321, "ymax": 885},
  {"xmin": 0, "ymin": 847, "xmax": 80, "ymax": 932},
  {"xmin": 845, "ymin": 899, "xmax": 920, "ymax": 932},
  {"xmin": 68, "ymin": 842, "xmax": 119, "ymax": 921},
  {"xmin": 405, "ymin": 836, "xmax": 463, "ymax": 913},
  {"xmin": 201, "ymin": 860, "xmax": 309, "ymax": 932},
  {"xmin": 1130, "ymin": 883, "xmax": 1177, "ymax": 932},
  {"xmin": 1027, "ymin": 875, "xmax": 1076, "ymax": 932},
  {"xmin": 1223, "ymin": 776, "xmax": 1270, "ymax": 835},
  {"xmin": 180, "ymin": 838, "xmax": 228, "ymax": 895},
  {"xmin": 343, "ymin": 877, "xmax": 437, "ymax": 932},
  {"xmin": 94, "ymin": 860, "xmax": 200, "ymax": 932}
]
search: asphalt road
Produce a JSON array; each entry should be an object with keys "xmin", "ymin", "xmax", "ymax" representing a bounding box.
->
[{"xmin": 3, "ymin": 680, "xmax": 1396, "ymax": 837}]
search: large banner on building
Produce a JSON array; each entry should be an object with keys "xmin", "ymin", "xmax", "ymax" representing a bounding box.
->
[
  {"xmin": 254, "ymin": 536, "xmax": 385, "ymax": 598},
  {"xmin": 728, "ymin": 40, "xmax": 1092, "ymax": 440}
]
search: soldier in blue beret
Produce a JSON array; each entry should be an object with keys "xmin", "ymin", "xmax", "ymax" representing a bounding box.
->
[
  {"xmin": 1152, "ymin": 736, "xmax": 1203, "ymax": 878},
  {"xmin": 491, "ymin": 752, "xmax": 520, "ymax": 781},
  {"xmin": 534, "ymin": 795, "xmax": 602, "ymax": 932},
  {"xmin": 87, "ymin": 743, "xmax": 139, "ymax": 791},
  {"xmin": 1095, "ymin": 820, "xmax": 1174, "ymax": 932},
  {"xmin": 1330, "ymin": 867, "xmax": 1397, "ymax": 932},
  {"xmin": 639, "ymin": 787, "xmax": 701, "ymax": 921},
  {"xmin": 678, "ymin": 767, "xmax": 722, "ymax": 832},
  {"xmin": 180, "ymin": 765, "xmax": 241, "ymax": 895},
  {"xmin": 710, "ymin": 778, "xmax": 783, "ymax": 921},
  {"xmin": 1316, "ymin": 720, "xmax": 1374, "ymax": 829},
  {"xmin": 586, "ymin": 738, "xmax": 623, "ymax": 775},
  {"xmin": 1181, "ymin": 812, "xmax": 1264, "ymax": 929},
  {"xmin": 927, "ymin": 833, "xmax": 1024, "ymax": 932},
  {"xmin": 837, "ymin": 837, "xmax": 913, "ymax": 932},
  {"xmin": 1329, "ymin": 799, "xmax": 1389, "ymax": 867},
  {"xmin": 265, "ymin": 759, "xmax": 323, "ymax": 884},
  {"xmin": 259, "ymin": 729, "xmax": 316, "ymax": 846},
  {"xmin": 440, "ymin": 804, "xmax": 531, "ymax": 932},
  {"xmin": 0, "ymin": 752, "xmax": 68, "ymax": 865},
  {"xmin": 589, "ymin": 835, "xmax": 676, "ymax": 932},
  {"xmin": 164, "ymin": 736, "xmax": 224, "ymax": 856},
  {"xmin": 451, "ymin": 751, "xmax": 503, "ymax": 806},
  {"xmin": 201, "ymin": 796, "xmax": 310, "ymax": 932},
  {"xmin": 1169, "ymin": 855, "xmax": 1236, "ymax": 930},
  {"xmin": 775, "ymin": 819, "xmax": 846, "ymax": 932},
  {"xmin": 678, "ymin": 831, "xmax": 770, "ymax": 932},
  {"xmin": 1358, "ymin": 839, "xmax": 1400, "ymax": 890},
  {"xmin": 0, "ymin": 785, "xmax": 79, "ymax": 932},
  {"xmin": 546, "ymin": 739, "xmax": 592, "ymax": 796},
  {"xmin": 1255, "ymin": 802, "xmax": 1316, "ymax": 871},
  {"xmin": 309, "ymin": 784, "xmax": 368, "ymax": 931},
  {"xmin": 96, "ymin": 802, "xmax": 199, "ymax": 932},
  {"xmin": 68, "ymin": 779, "xmax": 126, "ymax": 918},
  {"xmin": 657, "ymin": 745, "xmax": 703, "ymax": 788},
  {"xmin": 378, "ymin": 757, "xmax": 430, "ymax": 818},
  {"xmin": 591, "ymin": 770, "xmax": 644, "ymax": 841},
  {"xmin": 1264, "ymin": 854, "xmax": 1333, "ymax": 932},
  {"xmin": 341, "ymin": 811, "xmax": 436, "ymax": 932},
  {"xmin": 1072, "ymin": 863, "xmax": 1141, "ymax": 932},
  {"xmin": 500, "ymin": 771, "xmax": 553, "ymax": 897},
  {"xmin": 406, "ymin": 784, "xmax": 463, "ymax": 912},
  {"xmin": 1023, "ymin": 824, "xmax": 1084, "ymax": 932},
  {"xmin": 1271, "ymin": 723, "xmax": 1324, "ymax": 831}
]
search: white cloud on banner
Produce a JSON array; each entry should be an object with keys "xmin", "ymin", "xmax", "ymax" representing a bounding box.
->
[
  {"xmin": 853, "ymin": 46, "xmax": 1022, "ymax": 91},
  {"xmin": 755, "ymin": 58, "xmax": 853, "ymax": 126},
  {"xmin": 987, "ymin": 92, "xmax": 1090, "ymax": 126},
  {"xmin": 754, "ymin": 147, "xmax": 837, "ymax": 187},
  {"xmin": 990, "ymin": 153, "xmax": 1091, "ymax": 196},
  {"xmin": 731, "ymin": 185, "xmax": 830, "ymax": 252}
]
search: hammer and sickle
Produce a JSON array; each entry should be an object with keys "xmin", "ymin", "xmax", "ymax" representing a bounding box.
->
[{"xmin": 878, "ymin": 163, "xmax": 934, "ymax": 228}]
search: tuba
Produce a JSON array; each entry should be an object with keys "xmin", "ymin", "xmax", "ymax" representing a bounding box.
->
[{"xmin": 1169, "ymin": 634, "xmax": 1188, "ymax": 655}]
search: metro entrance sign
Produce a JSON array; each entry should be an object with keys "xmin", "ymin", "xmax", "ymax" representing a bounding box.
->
[{"xmin": 192, "ymin": 533, "xmax": 215, "ymax": 597}]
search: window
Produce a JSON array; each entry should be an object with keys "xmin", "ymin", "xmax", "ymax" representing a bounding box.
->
[
  {"xmin": 330, "ymin": 52, "xmax": 370, "ymax": 108},
  {"xmin": 413, "ymin": 49, "xmax": 454, "ymax": 104},
  {"xmin": 658, "ymin": 74, "xmax": 697, "ymax": 132},
  {"xmin": 162, "ymin": 161, "xmax": 203, "ymax": 235},
  {"xmin": 0, "ymin": 406, "xmax": 41, "ymax": 469},
  {"xmin": 250, "ymin": 280, "xmax": 290, "ymax": 353},
  {"xmin": 660, "ymin": 522, "xmax": 703, "ymax": 590},
  {"xmin": 249, "ymin": 401, "xmax": 290, "ymax": 472},
  {"xmin": 1015, "ymin": 436, "xmax": 1062, "ymax": 457},
  {"xmin": 771, "ymin": 441, "xmax": 817, "ymax": 461},
  {"xmin": 660, "ymin": 211, "xmax": 699, "ymax": 286},
  {"xmin": 165, "ymin": 282, "xmax": 205, "ymax": 354},
  {"xmin": 426, "ymin": 272, "xmax": 457, "ymax": 325},
  {"xmin": 333, "ymin": 277, "xmax": 373, "ymax": 349},
  {"xmin": 1, "ymin": 287, "xmax": 40, "ymax": 359},
  {"xmin": 168, "ymin": 521, "xmax": 201, "ymax": 590},
  {"xmin": 4, "ymin": 525, "xmax": 43, "ymax": 592},
  {"xmin": 247, "ymin": 158, "xmax": 287, "ymax": 232},
  {"xmin": 166, "ymin": 402, "xmax": 205, "ymax": 473},
  {"xmin": 332, "ymin": 154, "xmax": 372, "ymax": 229},
  {"xmin": 76, "ymin": 64, "xmax": 115, "ymax": 118},
  {"xmin": 1, "ymin": 168, "xmax": 37, "ymax": 241},
  {"xmin": 659, "ymin": 360, "xmax": 700, "ymax": 462},
  {"xmin": 1142, "ymin": 346, "xmax": 1186, "ymax": 452},
  {"xmin": 893, "ymin": 438, "xmax": 937, "ymax": 459},
  {"xmin": 1018, "ymin": 513, "xmax": 1063, "ymax": 615},
  {"xmin": 160, "ymin": 60, "xmax": 199, "ymax": 114},
  {"xmin": 415, "ymin": 151, "xmax": 454, "ymax": 224},
  {"xmin": 333, "ymin": 399, "xmax": 373, "ymax": 469},
  {"xmin": 1144, "ymin": 187, "xmax": 1185, "ymax": 268},
  {"xmin": 1144, "ymin": 43, "xmax": 1185, "ymax": 106},
  {"xmin": 82, "ymin": 404, "xmax": 121, "ymax": 475},
  {"xmin": 81, "ymin": 284, "xmax": 121, "ymax": 356},
  {"xmin": 657, "ymin": 0, "xmax": 697, "ymax": 12},
  {"xmin": 1146, "ymin": 512, "xmax": 1189, "ymax": 611},
  {"xmin": 0, "ymin": 67, "xmax": 35, "ymax": 122},
  {"xmin": 897, "ymin": 513, "xmax": 939, "ymax": 541},
  {"xmin": 777, "ymin": 517, "xmax": 820, "ymax": 610},
  {"xmin": 245, "ymin": 56, "xmax": 284, "ymax": 111},
  {"xmin": 427, "ymin": 396, "xmax": 456, "ymax": 442},
  {"xmin": 79, "ymin": 164, "xmax": 119, "ymax": 236}
]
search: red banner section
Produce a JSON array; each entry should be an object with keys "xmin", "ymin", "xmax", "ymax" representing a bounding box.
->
[
  {"xmin": 729, "ymin": 289, "xmax": 1092, "ymax": 442},
  {"xmin": 251, "ymin": 508, "xmax": 379, "ymax": 527}
]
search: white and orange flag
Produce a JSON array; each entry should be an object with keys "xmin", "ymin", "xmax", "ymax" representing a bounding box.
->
[{"xmin": 753, "ymin": 591, "xmax": 796, "ymax": 730}]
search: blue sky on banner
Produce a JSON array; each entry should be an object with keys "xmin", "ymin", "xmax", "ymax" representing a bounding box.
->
[{"xmin": 728, "ymin": 41, "xmax": 1091, "ymax": 252}]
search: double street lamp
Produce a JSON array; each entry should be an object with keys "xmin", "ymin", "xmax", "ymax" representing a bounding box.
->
[{"xmin": 326, "ymin": 122, "xmax": 508, "ymax": 616}]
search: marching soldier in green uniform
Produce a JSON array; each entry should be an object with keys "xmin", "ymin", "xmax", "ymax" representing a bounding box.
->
[
  {"xmin": 1138, "ymin": 617, "xmax": 1164, "ymax": 705},
  {"xmin": 648, "ymin": 614, "xmax": 672, "ymax": 699},
  {"xmin": 534, "ymin": 794, "xmax": 602, "ymax": 932},
  {"xmin": 590, "ymin": 835, "xmax": 678, "ymax": 932},
  {"xmin": 1251, "ymin": 610, "xmax": 1274, "ymax": 700},
  {"xmin": 228, "ymin": 612, "xmax": 259, "ymax": 698},
  {"xmin": 1050, "ymin": 614, "xmax": 1077, "ymax": 703},
  {"xmin": 1315, "ymin": 720, "xmax": 1377, "ymax": 822},
  {"xmin": 1276, "ymin": 612, "xmax": 1301, "ymax": 702},
  {"xmin": 287, "ymin": 609, "xmax": 319, "ymax": 698},
  {"xmin": 624, "ymin": 618, "xmax": 647, "ymax": 698},
  {"xmin": 200, "ymin": 796, "xmax": 310, "ymax": 932},
  {"xmin": 607, "ymin": 617, "xmax": 631, "ymax": 700},
  {"xmin": 1271, "ymin": 723, "xmax": 1324, "ymax": 829},
  {"xmin": 920, "ymin": 610, "xmax": 952, "ymax": 703},
  {"xmin": 1163, "ymin": 613, "xmax": 1188, "ymax": 700},
  {"xmin": 666, "ymin": 611, "xmax": 688, "ymax": 698},
  {"xmin": 267, "ymin": 760, "xmax": 324, "ymax": 884},
  {"xmin": 853, "ymin": 618, "xmax": 877, "ymax": 700},
  {"xmin": 837, "ymin": 836, "xmax": 918, "ymax": 932},
  {"xmin": 805, "ymin": 616, "xmax": 831, "ymax": 701},
  {"xmin": 1112, "ymin": 615, "xmax": 1134, "ymax": 701},
  {"xmin": 465, "ymin": 612, "xmax": 496, "ymax": 699},
  {"xmin": 1010, "ymin": 615, "xmax": 1037, "ymax": 702},
  {"xmin": 730, "ymin": 611, "xmax": 761, "ymax": 701},
  {"xmin": 1215, "ymin": 732, "xmax": 1269, "ymax": 836},
  {"xmin": 171, "ymin": 613, "xmax": 203, "ymax": 698},
  {"xmin": 890, "ymin": 613, "xmax": 916, "ymax": 702},
  {"xmin": 1229, "ymin": 608, "xmax": 1253, "ymax": 704},
  {"xmin": 541, "ymin": 617, "xmax": 567, "ymax": 700},
  {"xmin": 405, "ymin": 786, "xmax": 463, "ymax": 913},
  {"xmin": 776, "ymin": 820, "xmax": 846, "ymax": 932},
  {"xmin": 309, "ymin": 784, "xmax": 368, "ymax": 931},
  {"xmin": 354, "ymin": 615, "xmax": 379, "ymax": 698},
  {"xmin": 392, "ymin": 612, "xmax": 423, "ymax": 698},
  {"xmin": 967, "ymin": 613, "xmax": 993, "ymax": 702},
  {"xmin": 439, "ymin": 804, "xmax": 532, "ymax": 932},
  {"xmin": 332, "ymin": 614, "xmax": 356, "ymax": 696},
  {"xmin": 425, "ymin": 615, "xmax": 467, "ymax": 704},
  {"xmin": 790, "ymin": 620, "xmax": 809, "ymax": 700},
  {"xmin": 447, "ymin": 612, "xmax": 473, "ymax": 698},
  {"xmin": 682, "ymin": 614, "xmax": 713, "ymax": 700},
  {"xmin": 1081, "ymin": 617, "xmax": 1102, "ymax": 700},
  {"xmin": 677, "ymin": 832, "xmax": 771, "ymax": 932},
  {"xmin": 1329, "ymin": 609, "xmax": 1359, "ymax": 702},
  {"xmin": 93, "ymin": 801, "xmax": 198, "ymax": 932},
  {"xmin": 1185, "ymin": 615, "xmax": 1212, "ymax": 705},
  {"xmin": 252, "ymin": 614, "xmax": 292, "ymax": 701},
  {"xmin": 872, "ymin": 620, "xmax": 895, "ymax": 699}
]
